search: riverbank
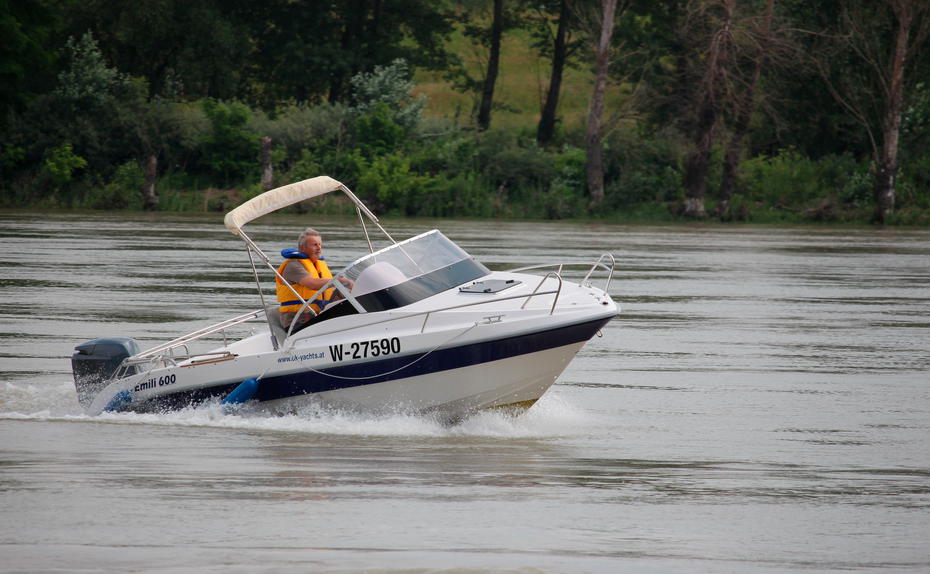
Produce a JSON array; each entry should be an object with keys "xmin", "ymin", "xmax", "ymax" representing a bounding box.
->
[{"xmin": 7, "ymin": 186, "xmax": 929, "ymax": 226}]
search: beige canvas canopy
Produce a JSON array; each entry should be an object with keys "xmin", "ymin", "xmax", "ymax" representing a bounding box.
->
[{"xmin": 223, "ymin": 176, "xmax": 377, "ymax": 235}]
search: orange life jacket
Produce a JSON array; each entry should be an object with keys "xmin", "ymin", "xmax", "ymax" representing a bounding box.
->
[{"xmin": 275, "ymin": 257, "xmax": 334, "ymax": 314}]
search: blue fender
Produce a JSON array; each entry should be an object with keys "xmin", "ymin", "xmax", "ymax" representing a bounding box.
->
[
  {"xmin": 102, "ymin": 390, "xmax": 132, "ymax": 413},
  {"xmin": 221, "ymin": 378, "xmax": 259, "ymax": 411}
]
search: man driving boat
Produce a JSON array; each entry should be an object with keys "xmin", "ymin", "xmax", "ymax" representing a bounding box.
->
[{"xmin": 276, "ymin": 228, "xmax": 352, "ymax": 329}]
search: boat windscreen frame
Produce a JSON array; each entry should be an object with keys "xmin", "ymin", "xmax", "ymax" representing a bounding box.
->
[{"xmin": 282, "ymin": 230, "xmax": 491, "ymax": 338}]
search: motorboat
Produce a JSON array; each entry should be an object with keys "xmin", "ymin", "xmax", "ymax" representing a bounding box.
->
[{"xmin": 71, "ymin": 176, "xmax": 618, "ymax": 420}]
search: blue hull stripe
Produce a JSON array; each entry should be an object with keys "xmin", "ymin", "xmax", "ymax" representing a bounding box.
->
[
  {"xmin": 135, "ymin": 316, "xmax": 612, "ymax": 411},
  {"xmin": 254, "ymin": 316, "xmax": 611, "ymax": 401}
]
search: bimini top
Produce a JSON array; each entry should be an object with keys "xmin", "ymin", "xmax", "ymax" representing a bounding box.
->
[{"xmin": 223, "ymin": 176, "xmax": 376, "ymax": 235}]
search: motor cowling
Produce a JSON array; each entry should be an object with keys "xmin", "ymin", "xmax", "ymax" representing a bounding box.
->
[{"xmin": 71, "ymin": 337, "xmax": 139, "ymax": 408}]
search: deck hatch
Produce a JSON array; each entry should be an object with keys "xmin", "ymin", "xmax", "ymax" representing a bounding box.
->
[{"xmin": 459, "ymin": 279, "xmax": 521, "ymax": 294}]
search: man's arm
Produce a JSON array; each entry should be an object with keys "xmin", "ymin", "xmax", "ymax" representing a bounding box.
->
[{"xmin": 298, "ymin": 275, "xmax": 332, "ymax": 290}]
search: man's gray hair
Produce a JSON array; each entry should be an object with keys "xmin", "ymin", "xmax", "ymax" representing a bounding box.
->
[{"xmin": 298, "ymin": 228, "xmax": 321, "ymax": 251}]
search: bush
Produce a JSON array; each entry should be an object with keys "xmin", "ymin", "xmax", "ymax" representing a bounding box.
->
[
  {"xmin": 200, "ymin": 99, "xmax": 260, "ymax": 185},
  {"xmin": 602, "ymin": 129, "xmax": 683, "ymax": 207},
  {"xmin": 424, "ymin": 173, "xmax": 495, "ymax": 218},
  {"xmin": 81, "ymin": 161, "xmax": 144, "ymax": 210},
  {"xmin": 355, "ymin": 152, "xmax": 428, "ymax": 215},
  {"xmin": 839, "ymin": 169, "xmax": 872, "ymax": 208},
  {"xmin": 477, "ymin": 130, "xmax": 556, "ymax": 197},
  {"xmin": 41, "ymin": 143, "xmax": 87, "ymax": 191},
  {"xmin": 535, "ymin": 146, "xmax": 586, "ymax": 218},
  {"xmin": 350, "ymin": 58, "xmax": 426, "ymax": 130},
  {"xmin": 741, "ymin": 149, "xmax": 824, "ymax": 207},
  {"xmin": 154, "ymin": 101, "xmax": 211, "ymax": 171},
  {"xmin": 355, "ymin": 103, "xmax": 407, "ymax": 158},
  {"xmin": 407, "ymin": 132, "xmax": 477, "ymax": 176},
  {"xmin": 285, "ymin": 147, "xmax": 367, "ymax": 187},
  {"xmin": 899, "ymin": 152, "xmax": 930, "ymax": 210},
  {"xmin": 249, "ymin": 103, "xmax": 350, "ymax": 164}
]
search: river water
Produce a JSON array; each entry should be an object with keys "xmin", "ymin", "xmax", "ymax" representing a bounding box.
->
[{"xmin": 1, "ymin": 211, "xmax": 928, "ymax": 574}]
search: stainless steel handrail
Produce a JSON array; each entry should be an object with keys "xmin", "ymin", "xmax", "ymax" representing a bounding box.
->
[
  {"xmin": 520, "ymin": 272, "xmax": 563, "ymax": 314},
  {"xmin": 510, "ymin": 252, "xmax": 615, "ymax": 294},
  {"xmin": 275, "ymin": 287, "xmax": 561, "ymax": 341},
  {"xmin": 509, "ymin": 262, "xmax": 564, "ymax": 275},
  {"xmin": 581, "ymin": 252, "xmax": 616, "ymax": 293},
  {"xmin": 134, "ymin": 309, "xmax": 266, "ymax": 360},
  {"xmin": 416, "ymin": 287, "xmax": 561, "ymax": 333}
]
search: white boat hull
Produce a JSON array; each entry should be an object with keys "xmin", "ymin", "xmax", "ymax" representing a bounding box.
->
[
  {"xmin": 85, "ymin": 310, "xmax": 612, "ymax": 419},
  {"xmin": 264, "ymin": 340, "xmax": 588, "ymax": 417}
]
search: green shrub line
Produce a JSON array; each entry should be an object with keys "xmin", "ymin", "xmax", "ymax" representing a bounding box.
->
[
  {"xmin": 7, "ymin": 132, "xmax": 930, "ymax": 226},
  {"xmin": 3, "ymin": 45, "xmax": 928, "ymax": 226}
]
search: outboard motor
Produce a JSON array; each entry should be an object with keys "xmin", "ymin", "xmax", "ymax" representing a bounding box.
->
[{"xmin": 71, "ymin": 337, "xmax": 139, "ymax": 408}]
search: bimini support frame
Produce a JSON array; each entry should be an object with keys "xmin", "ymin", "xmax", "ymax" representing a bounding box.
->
[{"xmin": 222, "ymin": 177, "xmax": 397, "ymax": 347}]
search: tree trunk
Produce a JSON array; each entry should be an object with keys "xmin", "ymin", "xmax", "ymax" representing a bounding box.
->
[
  {"xmin": 142, "ymin": 154, "xmax": 158, "ymax": 211},
  {"xmin": 682, "ymin": 74, "xmax": 721, "ymax": 219},
  {"xmin": 366, "ymin": 0, "xmax": 383, "ymax": 64},
  {"xmin": 682, "ymin": 116, "xmax": 712, "ymax": 219},
  {"xmin": 682, "ymin": 0, "xmax": 734, "ymax": 219},
  {"xmin": 537, "ymin": 0, "xmax": 570, "ymax": 146},
  {"xmin": 718, "ymin": 0, "xmax": 775, "ymax": 219},
  {"xmin": 586, "ymin": 0, "xmax": 618, "ymax": 208},
  {"xmin": 478, "ymin": 0, "xmax": 504, "ymax": 130},
  {"xmin": 261, "ymin": 136, "xmax": 274, "ymax": 191},
  {"xmin": 873, "ymin": 0, "xmax": 912, "ymax": 224},
  {"xmin": 873, "ymin": 163, "xmax": 897, "ymax": 223}
]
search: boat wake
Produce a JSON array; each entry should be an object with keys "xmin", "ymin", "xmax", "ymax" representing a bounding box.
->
[{"xmin": 0, "ymin": 379, "xmax": 590, "ymax": 439}]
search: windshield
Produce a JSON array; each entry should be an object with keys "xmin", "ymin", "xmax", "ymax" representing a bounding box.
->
[{"xmin": 340, "ymin": 230, "xmax": 489, "ymax": 312}]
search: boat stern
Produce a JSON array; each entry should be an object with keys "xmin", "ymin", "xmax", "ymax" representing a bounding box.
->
[{"xmin": 71, "ymin": 337, "xmax": 139, "ymax": 409}]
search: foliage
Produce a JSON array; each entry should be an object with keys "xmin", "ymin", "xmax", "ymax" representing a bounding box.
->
[
  {"xmin": 199, "ymin": 99, "xmax": 260, "ymax": 185},
  {"xmin": 356, "ymin": 152, "xmax": 427, "ymax": 215},
  {"xmin": 476, "ymin": 130, "xmax": 555, "ymax": 193},
  {"xmin": 233, "ymin": 0, "xmax": 454, "ymax": 105},
  {"xmin": 54, "ymin": 33, "xmax": 125, "ymax": 105},
  {"xmin": 351, "ymin": 59, "xmax": 427, "ymax": 130},
  {"xmin": 40, "ymin": 143, "xmax": 86, "ymax": 191},
  {"xmin": 741, "ymin": 150, "xmax": 826, "ymax": 206},
  {"xmin": 37, "ymin": 32, "xmax": 149, "ymax": 175},
  {"xmin": 355, "ymin": 104, "xmax": 408, "ymax": 158},
  {"xmin": 444, "ymin": 0, "xmax": 522, "ymax": 106},
  {"xmin": 0, "ymin": 0, "xmax": 58, "ymax": 125},
  {"xmin": 0, "ymin": 1, "xmax": 928, "ymax": 225},
  {"xmin": 738, "ymin": 151, "xmax": 878, "ymax": 221},
  {"xmin": 82, "ymin": 160, "xmax": 144, "ymax": 210},
  {"xmin": 249, "ymin": 103, "xmax": 350, "ymax": 163},
  {"xmin": 603, "ymin": 129, "xmax": 682, "ymax": 207}
]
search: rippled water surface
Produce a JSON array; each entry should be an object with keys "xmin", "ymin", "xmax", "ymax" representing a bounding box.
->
[{"xmin": 1, "ymin": 211, "xmax": 929, "ymax": 573}]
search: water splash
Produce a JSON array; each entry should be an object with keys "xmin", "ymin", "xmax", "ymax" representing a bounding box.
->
[{"xmin": 0, "ymin": 379, "xmax": 594, "ymax": 440}]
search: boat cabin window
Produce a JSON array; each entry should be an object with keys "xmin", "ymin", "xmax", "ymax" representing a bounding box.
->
[{"xmin": 341, "ymin": 230, "xmax": 489, "ymax": 312}]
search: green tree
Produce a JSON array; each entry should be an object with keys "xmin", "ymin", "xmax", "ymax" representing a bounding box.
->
[
  {"xmin": 829, "ymin": 1, "xmax": 930, "ymax": 222},
  {"xmin": 0, "ymin": 0, "xmax": 59, "ymax": 126},
  {"xmin": 447, "ymin": 0, "xmax": 522, "ymax": 129},
  {"xmin": 41, "ymin": 142, "xmax": 86, "ymax": 191},
  {"xmin": 199, "ymin": 99, "xmax": 260, "ymax": 185},
  {"xmin": 532, "ymin": 0, "xmax": 578, "ymax": 146},
  {"xmin": 249, "ymin": 0, "xmax": 455, "ymax": 106},
  {"xmin": 355, "ymin": 103, "xmax": 407, "ymax": 158},
  {"xmin": 350, "ymin": 59, "xmax": 427, "ymax": 130},
  {"xmin": 33, "ymin": 32, "xmax": 149, "ymax": 176},
  {"xmin": 61, "ymin": 0, "xmax": 253, "ymax": 100}
]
